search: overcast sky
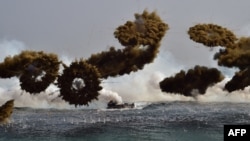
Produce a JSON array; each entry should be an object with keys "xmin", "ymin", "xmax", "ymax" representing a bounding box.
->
[{"xmin": 1, "ymin": 0, "xmax": 250, "ymax": 69}]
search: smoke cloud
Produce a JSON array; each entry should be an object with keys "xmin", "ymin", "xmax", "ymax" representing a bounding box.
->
[
  {"xmin": 2, "ymin": 13, "xmax": 250, "ymax": 109},
  {"xmin": 1, "ymin": 10, "xmax": 169, "ymax": 107},
  {"xmin": 98, "ymin": 89, "xmax": 123, "ymax": 104},
  {"xmin": 196, "ymin": 78, "xmax": 250, "ymax": 103},
  {"xmin": 159, "ymin": 65, "xmax": 224, "ymax": 96}
]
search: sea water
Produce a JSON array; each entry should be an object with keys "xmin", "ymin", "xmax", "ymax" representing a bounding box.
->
[{"xmin": 1, "ymin": 101, "xmax": 250, "ymax": 141}]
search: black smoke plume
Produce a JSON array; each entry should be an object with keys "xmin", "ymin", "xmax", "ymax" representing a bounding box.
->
[
  {"xmin": 224, "ymin": 68, "xmax": 250, "ymax": 92},
  {"xmin": 159, "ymin": 66, "xmax": 224, "ymax": 96}
]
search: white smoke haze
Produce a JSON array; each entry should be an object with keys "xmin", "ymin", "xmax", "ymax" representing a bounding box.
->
[
  {"xmin": 0, "ymin": 39, "xmax": 26, "ymax": 62},
  {"xmin": 197, "ymin": 78, "xmax": 250, "ymax": 103},
  {"xmin": 59, "ymin": 54, "xmax": 74, "ymax": 66},
  {"xmin": 98, "ymin": 89, "xmax": 123, "ymax": 104}
]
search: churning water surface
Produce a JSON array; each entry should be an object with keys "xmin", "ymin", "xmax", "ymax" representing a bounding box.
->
[{"xmin": 1, "ymin": 101, "xmax": 250, "ymax": 141}]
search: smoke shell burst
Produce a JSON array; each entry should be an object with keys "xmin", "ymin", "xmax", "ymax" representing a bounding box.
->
[
  {"xmin": 215, "ymin": 37, "xmax": 250, "ymax": 70},
  {"xmin": 57, "ymin": 60, "xmax": 102, "ymax": 106},
  {"xmin": 159, "ymin": 66, "xmax": 224, "ymax": 96},
  {"xmin": 114, "ymin": 10, "xmax": 168, "ymax": 47},
  {"xmin": 188, "ymin": 24, "xmax": 237, "ymax": 47},
  {"xmin": 0, "ymin": 51, "xmax": 60, "ymax": 93}
]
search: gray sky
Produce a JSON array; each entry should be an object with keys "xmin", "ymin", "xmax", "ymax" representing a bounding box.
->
[{"xmin": 1, "ymin": 0, "xmax": 250, "ymax": 68}]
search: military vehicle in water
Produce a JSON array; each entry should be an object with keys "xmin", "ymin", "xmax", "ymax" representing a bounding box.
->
[{"xmin": 107, "ymin": 100, "xmax": 135, "ymax": 109}]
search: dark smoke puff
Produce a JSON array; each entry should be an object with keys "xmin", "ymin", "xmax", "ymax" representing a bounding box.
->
[
  {"xmin": 87, "ymin": 45, "xmax": 160, "ymax": 78},
  {"xmin": 114, "ymin": 10, "xmax": 169, "ymax": 47},
  {"xmin": 57, "ymin": 60, "xmax": 102, "ymax": 106},
  {"xmin": 188, "ymin": 24, "xmax": 237, "ymax": 47},
  {"xmin": 215, "ymin": 37, "xmax": 250, "ymax": 70},
  {"xmin": 224, "ymin": 68, "xmax": 250, "ymax": 92},
  {"xmin": 0, "ymin": 67, "xmax": 14, "ymax": 78},
  {"xmin": 0, "ymin": 51, "xmax": 39, "ymax": 78},
  {"xmin": 87, "ymin": 47, "xmax": 129, "ymax": 78},
  {"xmin": 0, "ymin": 51, "xmax": 60, "ymax": 93},
  {"xmin": 159, "ymin": 70, "xmax": 187, "ymax": 95},
  {"xmin": 0, "ymin": 51, "xmax": 58, "ymax": 77},
  {"xmin": 87, "ymin": 47, "xmax": 143, "ymax": 78},
  {"xmin": 186, "ymin": 66, "xmax": 224, "ymax": 94},
  {"xmin": 160, "ymin": 66, "xmax": 224, "ymax": 96},
  {"xmin": 114, "ymin": 21, "xmax": 139, "ymax": 47},
  {"xmin": 19, "ymin": 53, "xmax": 60, "ymax": 93}
]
